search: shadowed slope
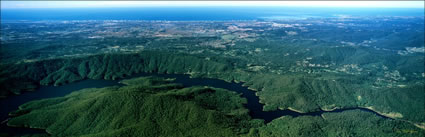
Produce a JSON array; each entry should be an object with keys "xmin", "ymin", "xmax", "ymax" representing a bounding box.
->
[{"xmin": 7, "ymin": 77, "xmax": 262, "ymax": 137}]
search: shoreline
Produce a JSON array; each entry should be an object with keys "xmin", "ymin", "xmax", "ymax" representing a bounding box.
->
[
  {"xmin": 3, "ymin": 122, "xmax": 50, "ymax": 135},
  {"xmin": 3, "ymin": 72, "xmax": 424, "ymax": 133},
  {"xmin": 360, "ymin": 106, "xmax": 403, "ymax": 119}
]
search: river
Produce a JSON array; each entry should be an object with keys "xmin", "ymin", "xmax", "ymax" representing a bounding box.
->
[{"xmin": 0, "ymin": 72, "xmax": 392, "ymax": 135}]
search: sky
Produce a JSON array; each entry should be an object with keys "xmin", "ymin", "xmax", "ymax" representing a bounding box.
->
[{"xmin": 1, "ymin": 1, "xmax": 424, "ymax": 9}]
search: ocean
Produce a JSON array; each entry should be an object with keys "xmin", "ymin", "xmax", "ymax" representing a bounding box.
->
[{"xmin": 1, "ymin": 7, "xmax": 424, "ymax": 21}]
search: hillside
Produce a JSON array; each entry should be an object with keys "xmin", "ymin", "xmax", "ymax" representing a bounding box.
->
[
  {"xmin": 1, "ymin": 50, "xmax": 424, "ymax": 125},
  {"xmin": 5, "ymin": 76, "xmax": 424, "ymax": 137},
  {"xmin": 6, "ymin": 76, "xmax": 261, "ymax": 137}
]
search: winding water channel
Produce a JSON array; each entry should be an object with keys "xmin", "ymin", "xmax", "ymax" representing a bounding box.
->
[{"xmin": 0, "ymin": 73, "xmax": 392, "ymax": 135}]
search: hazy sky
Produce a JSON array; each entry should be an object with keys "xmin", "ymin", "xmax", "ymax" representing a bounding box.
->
[{"xmin": 1, "ymin": 1, "xmax": 424, "ymax": 9}]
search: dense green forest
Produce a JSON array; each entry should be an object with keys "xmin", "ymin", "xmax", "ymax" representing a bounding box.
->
[
  {"xmin": 4, "ymin": 76, "xmax": 424, "ymax": 137},
  {"xmin": 1, "ymin": 18, "xmax": 424, "ymax": 136},
  {"xmin": 1, "ymin": 50, "xmax": 424, "ymax": 125},
  {"xmin": 0, "ymin": 51, "xmax": 237, "ymax": 97},
  {"xmin": 258, "ymin": 110, "xmax": 424, "ymax": 137},
  {"xmin": 6, "ymin": 76, "xmax": 261, "ymax": 137}
]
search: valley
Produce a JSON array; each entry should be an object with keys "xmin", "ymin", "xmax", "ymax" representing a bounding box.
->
[{"xmin": 0, "ymin": 7, "xmax": 424, "ymax": 137}]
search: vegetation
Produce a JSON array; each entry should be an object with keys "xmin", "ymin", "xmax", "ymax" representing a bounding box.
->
[
  {"xmin": 1, "ymin": 49, "xmax": 424, "ymax": 124},
  {"xmin": 1, "ymin": 17, "xmax": 424, "ymax": 136},
  {"xmin": 258, "ymin": 110, "xmax": 425, "ymax": 137},
  {"xmin": 7, "ymin": 76, "xmax": 262, "ymax": 137},
  {"xmin": 0, "ymin": 51, "xmax": 237, "ymax": 97},
  {"xmin": 6, "ymin": 77, "xmax": 424, "ymax": 137}
]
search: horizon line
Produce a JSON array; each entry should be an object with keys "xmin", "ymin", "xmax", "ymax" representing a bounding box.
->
[{"xmin": 2, "ymin": 1, "xmax": 424, "ymax": 9}]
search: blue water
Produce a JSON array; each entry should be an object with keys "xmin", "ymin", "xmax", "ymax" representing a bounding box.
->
[
  {"xmin": 0, "ymin": 72, "xmax": 393, "ymax": 135},
  {"xmin": 1, "ymin": 7, "xmax": 424, "ymax": 21}
]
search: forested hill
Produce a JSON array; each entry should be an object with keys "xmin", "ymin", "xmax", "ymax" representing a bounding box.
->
[
  {"xmin": 6, "ymin": 76, "xmax": 424, "ymax": 137},
  {"xmin": 0, "ymin": 51, "xmax": 238, "ymax": 97},
  {"xmin": 1, "ymin": 51, "xmax": 424, "ymax": 126},
  {"xmin": 7, "ymin": 76, "xmax": 259, "ymax": 137}
]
